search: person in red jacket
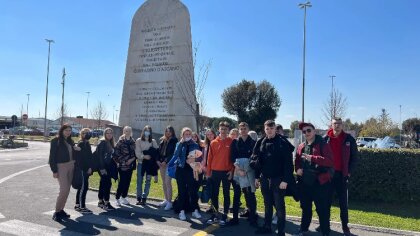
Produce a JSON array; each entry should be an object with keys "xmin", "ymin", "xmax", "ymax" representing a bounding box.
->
[
  {"xmin": 206, "ymin": 121, "xmax": 234, "ymax": 226},
  {"xmin": 323, "ymin": 117, "xmax": 358, "ymax": 236},
  {"xmin": 294, "ymin": 122, "xmax": 334, "ymax": 236}
]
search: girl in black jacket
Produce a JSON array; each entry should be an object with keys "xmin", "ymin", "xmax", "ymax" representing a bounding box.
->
[
  {"xmin": 96, "ymin": 127, "xmax": 116, "ymax": 211},
  {"xmin": 48, "ymin": 124, "xmax": 81, "ymax": 222},
  {"xmin": 74, "ymin": 128, "xmax": 94, "ymax": 214}
]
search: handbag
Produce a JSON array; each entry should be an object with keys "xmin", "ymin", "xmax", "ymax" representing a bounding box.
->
[
  {"xmin": 167, "ymin": 163, "xmax": 177, "ymax": 178},
  {"xmin": 72, "ymin": 163, "xmax": 83, "ymax": 189}
]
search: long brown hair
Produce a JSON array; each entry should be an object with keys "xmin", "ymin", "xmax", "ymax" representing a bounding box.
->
[
  {"xmin": 102, "ymin": 127, "xmax": 115, "ymax": 152},
  {"xmin": 58, "ymin": 123, "xmax": 73, "ymax": 145},
  {"xmin": 205, "ymin": 129, "xmax": 217, "ymax": 146},
  {"xmin": 140, "ymin": 125, "xmax": 153, "ymax": 142},
  {"xmin": 161, "ymin": 125, "xmax": 176, "ymax": 141}
]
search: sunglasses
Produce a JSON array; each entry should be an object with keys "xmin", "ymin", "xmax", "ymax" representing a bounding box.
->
[{"xmin": 302, "ymin": 129, "xmax": 312, "ymax": 134}]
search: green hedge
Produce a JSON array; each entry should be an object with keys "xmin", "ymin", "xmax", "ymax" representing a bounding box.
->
[{"xmin": 349, "ymin": 148, "xmax": 420, "ymax": 203}]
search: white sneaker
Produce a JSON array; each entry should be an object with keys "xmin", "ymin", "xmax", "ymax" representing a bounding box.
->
[
  {"xmin": 159, "ymin": 200, "xmax": 168, "ymax": 207},
  {"xmin": 115, "ymin": 199, "xmax": 121, "ymax": 207},
  {"xmin": 164, "ymin": 202, "xmax": 172, "ymax": 211},
  {"xmin": 192, "ymin": 209, "xmax": 202, "ymax": 219},
  {"xmin": 179, "ymin": 210, "xmax": 187, "ymax": 221},
  {"xmin": 272, "ymin": 215, "xmax": 278, "ymax": 224},
  {"xmin": 121, "ymin": 197, "xmax": 130, "ymax": 205}
]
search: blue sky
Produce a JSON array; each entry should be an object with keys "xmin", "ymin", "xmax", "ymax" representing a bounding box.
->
[{"xmin": 0, "ymin": 0, "xmax": 419, "ymax": 129}]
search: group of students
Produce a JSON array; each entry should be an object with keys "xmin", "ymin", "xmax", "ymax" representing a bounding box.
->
[{"xmin": 48, "ymin": 117, "xmax": 358, "ymax": 236}]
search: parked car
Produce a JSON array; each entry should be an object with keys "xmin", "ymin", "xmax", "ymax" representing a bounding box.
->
[
  {"xmin": 91, "ymin": 129, "xmax": 104, "ymax": 138},
  {"xmin": 365, "ymin": 136, "xmax": 401, "ymax": 149},
  {"xmin": 356, "ymin": 137, "xmax": 377, "ymax": 147},
  {"xmin": 49, "ymin": 128, "xmax": 59, "ymax": 136},
  {"xmin": 71, "ymin": 128, "xmax": 80, "ymax": 137}
]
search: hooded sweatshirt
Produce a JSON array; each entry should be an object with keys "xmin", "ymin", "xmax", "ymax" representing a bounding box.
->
[{"xmin": 327, "ymin": 129, "xmax": 345, "ymax": 171}]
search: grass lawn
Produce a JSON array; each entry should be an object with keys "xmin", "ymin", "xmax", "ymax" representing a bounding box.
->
[{"xmin": 89, "ymin": 171, "xmax": 420, "ymax": 232}]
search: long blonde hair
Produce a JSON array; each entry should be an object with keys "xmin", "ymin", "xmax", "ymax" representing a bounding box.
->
[
  {"xmin": 120, "ymin": 126, "xmax": 132, "ymax": 140},
  {"xmin": 101, "ymin": 127, "xmax": 115, "ymax": 151}
]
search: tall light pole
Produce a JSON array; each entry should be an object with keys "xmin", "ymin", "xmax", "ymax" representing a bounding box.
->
[
  {"xmin": 299, "ymin": 1, "xmax": 312, "ymax": 122},
  {"xmin": 400, "ymin": 105, "xmax": 402, "ymax": 145},
  {"xmin": 86, "ymin": 92, "xmax": 90, "ymax": 119},
  {"xmin": 60, "ymin": 68, "xmax": 66, "ymax": 126},
  {"xmin": 26, "ymin": 94, "xmax": 30, "ymax": 118},
  {"xmin": 113, "ymin": 105, "xmax": 115, "ymax": 123},
  {"xmin": 115, "ymin": 109, "xmax": 119, "ymax": 125},
  {"xmin": 44, "ymin": 39, "xmax": 54, "ymax": 139},
  {"xmin": 329, "ymin": 75, "xmax": 336, "ymax": 120}
]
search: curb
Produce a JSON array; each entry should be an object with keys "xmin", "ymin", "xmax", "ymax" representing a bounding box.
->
[{"xmin": 88, "ymin": 187, "xmax": 419, "ymax": 236}]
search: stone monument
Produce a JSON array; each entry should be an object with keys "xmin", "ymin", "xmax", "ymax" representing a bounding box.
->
[{"xmin": 119, "ymin": 0, "xmax": 197, "ymax": 136}]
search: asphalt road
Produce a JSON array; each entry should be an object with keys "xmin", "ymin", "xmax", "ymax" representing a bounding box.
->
[{"xmin": 0, "ymin": 142, "xmax": 417, "ymax": 236}]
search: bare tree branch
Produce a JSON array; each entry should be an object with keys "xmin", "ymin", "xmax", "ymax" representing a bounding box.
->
[
  {"xmin": 322, "ymin": 88, "xmax": 348, "ymax": 127},
  {"xmin": 91, "ymin": 102, "xmax": 108, "ymax": 129}
]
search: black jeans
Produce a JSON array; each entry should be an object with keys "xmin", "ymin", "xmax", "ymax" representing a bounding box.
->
[
  {"xmin": 331, "ymin": 171, "xmax": 349, "ymax": 228},
  {"xmin": 232, "ymin": 179, "xmax": 257, "ymax": 220},
  {"xmin": 300, "ymin": 181, "xmax": 332, "ymax": 235},
  {"xmin": 175, "ymin": 164, "xmax": 199, "ymax": 211},
  {"xmin": 116, "ymin": 169, "xmax": 133, "ymax": 199},
  {"xmin": 98, "ymin": 172, "xmax": 112, "ymax": 202},
  {"xmin": 210, "ymin": 170, "xmax": 231, "ymax": 215},
  {"xmin": 261, "ymin": 176, "xmax": 286, "ymax": 234},
  {"xmin": 75, "ymin": 170, "xmax": 89, "ymax": 208}
]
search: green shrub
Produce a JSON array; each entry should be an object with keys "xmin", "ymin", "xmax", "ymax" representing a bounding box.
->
[{"xmin": 349, "ymin": 148, "xmax": 420, "ymax": 203}]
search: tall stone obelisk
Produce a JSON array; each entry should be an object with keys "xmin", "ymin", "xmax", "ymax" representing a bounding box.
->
[{"xmin": 119, "ymin": 0, "xmax": 197, "ymax": 136}]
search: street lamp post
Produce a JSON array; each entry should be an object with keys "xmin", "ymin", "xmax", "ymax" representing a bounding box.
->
[
  {"xmin": 115, "ymin": 109, "xmax": 119, "ymax": 125},
  {"xmin": 44, "ymin": 39, "xmax": 54, "ymax": 139},
  {"xmin": 329, "ymin": 75, "xmax": 336, "ymax": 120},
  {"xmin": 26, "ymin": 93, "xmax": 30, "ymax": 119},
  {"xmin": 299, "ymin": 1, "xmax": 312, "ymax": 122},
  {"xmin": 86, "ymin": 92, "xmax": 90, "ymax": 119},
  {"xmin": 60, "ymin": 68, "xmax": 66, "ymax": 126}
]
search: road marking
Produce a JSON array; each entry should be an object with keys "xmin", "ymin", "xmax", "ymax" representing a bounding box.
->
[
  {"xmin": 43, "ymin": 209, "xmax": 188, "ymax": 236},
  {"xmin": 0, "ymin": 164, "xmax": 48, "ymax": 184},
  {"xmin": 0, "ymin": 219, "xmax": 89, "ymax": 236},
  {"xmin": 193, "ymin": 224, "xmax": 219, "ymax": 236}
]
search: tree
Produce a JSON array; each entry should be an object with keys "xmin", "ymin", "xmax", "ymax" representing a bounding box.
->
[
  {"xmin": 322, "ymin": 88, "xmax": 348, "ymax": 127},
  {"xmin": 402, "ymin": 117, "xmax": 420, "ymax": 142},
  {"xmin": 290, "ymin": 120, "xmax": 300, "ymax": 138},
  {"xmin": 210, "ymin": 117, "xmax": 237, "ymax": 131},
  {"xmin": 55, "ymin": 103, "xmax": 70, "ymax": 121},
  {"xmin": 343, "ymin": 118, "xmax": 363, "ymax": 136},
  {"xmin": 176, "ymin": 42, "xmax": 212, "ymax": 132},
  {"xmin": 222, "ymin": 79, "xmax": 281, "ymax": 131},
  {"xmin": 91, "ymin": 102, "xmax": 108, "ymax": 129},
  {"xmin": 359, "ymin": 109, "xmax": 399, "ymax": 138}
]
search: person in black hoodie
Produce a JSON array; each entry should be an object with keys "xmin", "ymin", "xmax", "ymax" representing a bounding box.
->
[
  {"xmin": 157, "ymin": 126, "xmax": 178, "ymax": 210},
  {"xmin": 96, "ymin": 127, "xmax": 116, "ymax": 211},
  {"xmin": 253, "ymin": 120, "xmax": 294, "ymax": 236},
  {"xmin": 49, "ymin": 124, "xmax": 81, "ymax": 222},
  {"xmin": 74, "ymin": 128, "xmax": 94, "ymax": 214}
]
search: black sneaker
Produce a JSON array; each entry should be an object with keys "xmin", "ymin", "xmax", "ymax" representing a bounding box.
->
[
  {"xmin": 239, "ymin": 210, "xmax": 250, "ymax": 218},
  {"xmin": 219, "ymin": 214, "xmax": 227, "ymax": 226},
  {"xmin": 52, "ymin": 212, "xmax": 62, "ymax": 222},
  {"xmin": 103, "ymin": 202, "xmax": 115, "ymax": 211},
  {"xmin": 293, "ymin": 229, "xmax": 309, "ymax": 236},
  {"xmin": 98, "ymin": 200, "xmax": 105, "ymax": 208},
  {"xmin": 59, "ymin": 210, "xmax": 70, "ymax": 218},
  {"xmin": 206, "ymin": 208, "xmax": 215, "ymax": 214},
  {"xmin": 227, "ymin": 218, "xmax": 239, "ymax": 226},
  {"xmin": 255, "ymin": 226, "xmax": 272, "ymax": 234},
  {"xmin": 206, "ymin": 214, "xmax": 218, "ymax": 224},
  {"xmin": 135, "ymin": 200, "xmax": 142, "ymax": 205},
  {"xmin": 79, "ymin": 208, "xmax": 93, "ymax": 214},
  {"xmin": 74, "ymin": 205, "xmax": 82, "ymax": 212}
]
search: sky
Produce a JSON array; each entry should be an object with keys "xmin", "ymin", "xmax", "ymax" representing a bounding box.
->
[{"xmin": 0, "ymin": 0, "xmax": 419, "ymax": 129}]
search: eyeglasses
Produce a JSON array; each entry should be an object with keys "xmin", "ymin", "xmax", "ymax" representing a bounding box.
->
[
  {"xmin": 302, "ymin": 129, "xmax": 312, "ymax": 134},
  {"xmin": 333, "ymin": 122, "xmax": 342, "ymax": 125}
]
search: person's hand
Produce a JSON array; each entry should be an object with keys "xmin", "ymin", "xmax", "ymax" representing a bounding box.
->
[
  {"xmin": 255, "ymin": 179, "xmax": 260, "ymax": 189},
  {"xmin": 161, "ymin": 161, "xmax": 167, "ymax": 168},
  {"xmin": 239, "ymin": 170, "xmax": 246, "ymax": 177},
  {"xmin": 143, "ymin": 155, "xmax": 151, "ymax": 160},
  {"xmin": 227, "ymin": 171, "xmax": 233, "ymax": 180},
  {"xmin": 279, "ymin": 181, "xmax": 288, "ymax": 190},
  {"xmin": 73, "ymin": 146, "xmax": 81, "ymax": 151},
  {"xmin": 87, "ymin": 168, "xmax": 92, "ymax": 175},
  {"xmin": 100, "ymin": 169, "xmax": 107, "ymax": 175},
  {"xmin": 302, "ymin": 153, "xmax": 311, "ymax": 162},
  {"xmin": 156, "ymin": 161, "xmax": 162, "ymax": 167},
  {"xmin": 53, "ymin": 173, "xmax": 58, "ymax": 178},
  {"xmin": 296, "ymin": 168, "xmax": 303, "ymax": 176}
]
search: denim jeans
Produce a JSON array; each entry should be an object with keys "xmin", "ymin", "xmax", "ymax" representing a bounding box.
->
[{"xmin": 136, "ymin": 162, "xmax": 151, "ymax": 200}]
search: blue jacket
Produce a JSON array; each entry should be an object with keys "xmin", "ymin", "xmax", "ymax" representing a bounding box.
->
[{"xmin": 168, "ymin": 140, "xmax": 200, "ymax": 168}]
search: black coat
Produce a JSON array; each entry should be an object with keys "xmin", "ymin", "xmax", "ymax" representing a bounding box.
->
[
  {"xmin": 48, "ymin": 137, "xmax": 75, "ymax": 173},
  {"xmin": 158, "ymin": 137, "xmax": 178, "ymax": 163}
]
